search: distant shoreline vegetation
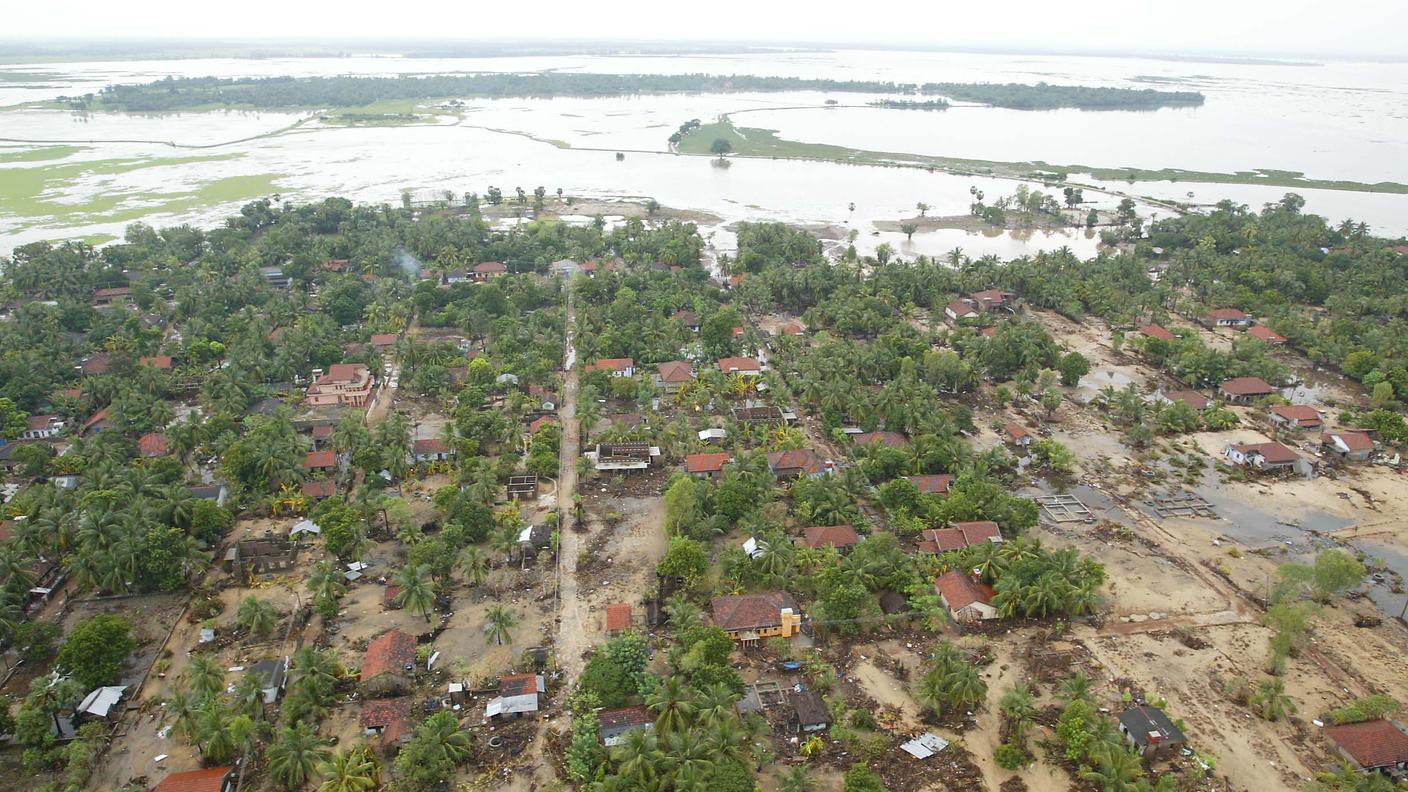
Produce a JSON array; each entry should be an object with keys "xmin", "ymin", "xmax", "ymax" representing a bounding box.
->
[
  {"xmin": 56, "ymin": 73, "xmax": 1205, "ymax": 113},
  {"xmin": 869, "ymin": 99, "xmax": 951, "ymax": 110}
]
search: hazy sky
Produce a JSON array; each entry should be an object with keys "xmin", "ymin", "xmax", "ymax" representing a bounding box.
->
[{"xmin": 6, "ymin": 0, "xmax": 1407, "ymax": 59}]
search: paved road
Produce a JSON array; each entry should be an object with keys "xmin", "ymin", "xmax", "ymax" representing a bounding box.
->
[{"xmin": 555, "ymin": 286, "xmax": 587, "ymax": 684}]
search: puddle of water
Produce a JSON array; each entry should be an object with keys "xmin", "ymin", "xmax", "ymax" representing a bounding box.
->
[
  {"xmin": 1074, "ymin": 369, "xmax": 1138, "ymax": 404},
  {"xmin": 1345, "ymin": 537, "xmax": 1408, "ymax": 620}
]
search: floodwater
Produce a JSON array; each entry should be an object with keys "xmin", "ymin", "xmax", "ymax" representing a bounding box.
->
[{"xmin": 3, "ymin": 48, "xmax": 1408, "ymax": 252}]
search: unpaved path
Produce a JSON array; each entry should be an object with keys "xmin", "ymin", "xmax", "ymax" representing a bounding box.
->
[{"xmin": 555, "ymin": 286, "xmax": 586, "ymax": 684}]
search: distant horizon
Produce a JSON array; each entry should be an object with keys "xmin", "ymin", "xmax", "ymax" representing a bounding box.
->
[{"xmin": 0, "ymin": 35, "xmax": 1403, "ymax": 66}]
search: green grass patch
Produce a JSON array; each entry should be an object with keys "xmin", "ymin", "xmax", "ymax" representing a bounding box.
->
[
  {"xmin": 675, "ymin": 118, "xmax": 1408, "ymax": 195},
  {"xmin": 0, "ymin": 152, "xmax": 284, "ymax": 230},
  {"xmin": 0, "ymin": 145, "xmax": 84, "ymax": 163}
]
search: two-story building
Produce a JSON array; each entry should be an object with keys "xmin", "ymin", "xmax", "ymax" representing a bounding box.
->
[
  {"xmin": 710, "ymin": 591, "xmax": 802, "ymax": 646},
  {"xmin": 306, "ymin": 363, "xmax": 375, "ymax": 408}
]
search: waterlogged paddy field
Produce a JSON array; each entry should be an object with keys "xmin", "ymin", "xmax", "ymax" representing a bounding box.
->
[{"xmin": 4, "ymin": 48, "xmax": 1408, "ymax": 251}]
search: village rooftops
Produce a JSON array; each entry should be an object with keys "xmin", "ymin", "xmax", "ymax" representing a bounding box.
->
[
  {"xmin": 1137, "ymin": 324, "xmax": 1176, "ymax": 341},
  {"xmin": 138, "ymin": 432, "xmax": 169, "ymax": 458},
  {"xmin": 934, "ymin": 570, "xmax": 994, "ymax": 610},
  {"xmin": 920, "ymin": 521, "xmax": 1002, "ymax": 553},
  {"xmin": 718, "ymin": 356, "xmax": 762, "ymax": 375},
  {"xmin": 710, "ymin": 591, "xmax": 799, "ymax": 633},
  {"xmin": 970, "ymin": 288, "xmax": 1014, "ymax": 308},
  {"xmin": 473, "ymin": 261, "xmax": 508, "ymax": 276},
  {"xmin": 1228, "ymin": 441, "xmax": 1300, "ymax": 464},
  {"xmin": 685, "ymin": 452, "xmax": 731, "ymax": 475},
  {"xmin": 766, "ymin": 448, "xmax": 825, "ymax": 477},
  {"xmin": 305, "ymin": 450, "xmax": 337, "ymax": 470},
  {"xmin": 852, "ymin": 431, "xmax": 907, "ymax": 448},
  {"xmin": 152, "ymin": 767, "xmax": 234, "ymax": 792},
  {"xmin": 584, "ymin": 358, "xmax": 634, "ymax": 374},
  {"xmin": 1270, "ymin": 404, "xmax": 1322, "ymax": 428},
  {"xmin": 1247, "ymin": 325, "xmax": 1287, "ymax": 343},
  {"xmin": 1206, "ymin": 307, "xmax": 1250, "ymax": 322},
  {"xmin": 369, "ymin": 333, "xmax": 399, "ymax": 348},
  {"xmin": 945, "ymin": 300, "xmax": 979, "ymax": 319},
  {"xmin": 1323, "ymin": 430, "xmax": 1374, "ymax": 453},
  {"xmin": 1322, "ymin": 719, "xmax": 1408, "ymax": 772},
  {"xmin": 802, "ymin": 525, "xmax": 862, "ymax": 550},
  {"xmin": 361, "ymin": 629, "xmax": 416, "ymax": 682},
  {"xmin": 656, "ymin": 360, "xmax": 694, "ymax": 384},
  {"xmin": 1163, "ymin": 390, "xmax": 1210, "ymax": 410},
  {"xmin": 413, "ymin": 438, "xmax": 450, "ymax": 456},
  {"xmin": 907, "ymin": 474, "xmax": 956, "ymax": 495},
  {"xmin": 139, "ymin": 355, "xmax": 174, "ymax": 370},
  {"xmin": 1218, "ymin": 376, "xmax": 1276, "ymax": 397}
]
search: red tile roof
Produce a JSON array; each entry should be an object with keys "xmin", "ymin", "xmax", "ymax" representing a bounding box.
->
[
  {"xmin": 656, "ymin": 360, "xmax": 694, "ymax": 383},
  {"xmin": 782, "ymin": 323, "xmax": 805, "ymax": 336},
  {"xmin": 766, "ymin": 448, "xmax": 823, "ymax": 476},
  {"xmin": 473, "ymin": 261, "xmax": 507, "ymax": 274},
  {"xmin": 82, "ymin": 406, "xmax": 110, "ymax": 434},
  {"xmin": 853, "ymin": 431, "xmax": 907, "ymax": 448},
  {"xmin": 1138, "ymin": 325, "xmax": 1175, "ymax": 341},
  {"xmin": 1164, "ymin": 390, "xmax": 1210, "ymax": 410},
  {"xmin": 529, "ymin": 416, "xmax": 556, "ymax": 435},
  {"xmin": 685, "ymin": 452, "xmax": 731, "ymax": 474},
  {"xmin": 305, "ymin": 450, "xmax": 337, "ymax": 470},
  {"xmin": 361, "ymin": 629, "xmax": 416, "ymax": 681},
  {"xmin": 935, "ymin": 570, "xmax": 995, "ymax": 610},
  {"xmin": 369, "ymin": 333, "xmax": 399, "ymax": 348},
  {"xmin": 585, "ymin": 358, "xmax": 634, "ymax": 374},
  {"xmin": 93, "ymin": 286, "xmax": 133, "ymax": 300},
  {"xmin": 311, "ymin": 424, "xmax": 334, "ymax": 439},
  {"xmin": 717, "ymin": 357, "xmax": 761, "ymax": 374},
  {"xmin": 139, "ymin": 355, "xmax": 174, "ymax": 370},
  {"xmin": 413, "ymin": 438, "xmax": 450, "ymax": 455},
  {"xmin": 803, "ymin": 525, "xmax": 862, "ymax": 549},
  {"xmin": 600, "ymin": 705, "xmax": 653, "ymax": 730},
  {"xmin": 947, "ymin": 300, "xmax": 978, "ymax": 318},
  {"xmin": 1323, "ymin": 719, "xmax": 1408, "ymax": 770},
  {"xmin": 1247, "ymin": 326, "xmax": 1286, "ymax": 343},
  {"xmin": 80, "ymin": 354, "xmax": 109, "ymax": 376},
  {"xmin": 1207, "ymin": 308, "xmax": 1249, "ymax": 321},
  {"xmin": 1004, "ymin": 422, "xmax": 1030, "ymax": 439},
  {"xmin": 499, "ymin": 673, "xmax": 541, "ymax": 697},
  {"xmin": 1270, "ymin": 404, "xmax": 1321, "ymax": 427},
  {"xmin": 138, "ymin": 432, "xmax": 169, "ymax": 457},
  {"xmin": 153, "ymin": 767, "xmax": 233, "ymax": 792},
  {"xmin": 1230, "ymin": 441, "xmax": 1300, "ymax": 464},
  {"xmin": 907, "ymin": 474, "xmax": 955, "ymax": 495},
  {"xmin": 605, "ymin": 603, "xmax": 632, "ymax": 632},
  {"xmin": 1218, "ymin": 376, "xmax": 1275, "ymax": 396},
  {"xmin": 1322, "ymin": 431, "xmax": 1374, "ymax": 452},
  {"xmin": 302, "ymin": 479, "xmax": 338, "ymax": 499},
  {"xmin": 710, "ymin": 591, "xmax": 799, "ymax": 632},
  {"xmin": 27, "ymin": 414, "xmax": 57, "ymax": 431},
  {"xmin": 971, "ymin": 288, "xmax": 1011, "ymax": 307},
  {"xmin": 359, "ymin": 696, "xmax": 412, "ymax": 729},
  {"xmin": 921, "ymin": 521, "xmax": 1002, "ymax": 552}
]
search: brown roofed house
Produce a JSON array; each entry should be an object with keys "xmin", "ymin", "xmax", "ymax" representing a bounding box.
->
[
  {"xmin": 1137, "ymin": 325, "xmax": 1176, "ymax": 342},
  {"xmin": 802, "ymin": 525, "xmax": 862, "ymax": 552},
  {"xmin": 605, "ymin": 603, "xmax": 633, "ymax": 635},
  {"xmin": 1322, "ymin": 719, "xmax": 1408, "ymax": 774},
  {"xmin": 1206, "ymin": 308, "xmax": 1251, "ymax": 327},
  {"xmin": 584, "ymin": 358, "xmax": 635, "ymax": 377},
  {"xmin": 655, "ymin": 360, "xmax": 694, "ymax": 392},
  {"xmin": 1217, "ymin": 376, "xmax": 1276, "ymax": 403},
  {"xmin": 139, "ymin": 355, "xmax": 174, "ymax": 370},
  {"xmin": 361, "ymin": 629, "xmax": 416, "ymax": 695},
  {"xmin": 473, "ymin": 261, "xmax": 507, "ymax": 280},
  {"xmin": 360, "ymin": 697, "xmax": 414, "ymax": 754},
  {"xmin": 1224, "ymin": 441, "xmax": 1301, "ymax": 472},
  {"xmin": 685, "ymin": 452, "xmax": 731, "ymax": 479},
  {"xmin": 138, "ymin": 432, "xmax": 169, "ymax": 458},
  {"xmin": 80, "ymin": 353, "xmax": 110, "ymax": 377},
  {"xmin": 369, "ymin": 333, "xmax": 399, "ymax": 351},
  {"xmin": 1247, "ymin": 325, "xmax": 1287, "ymax": 344},
  {"xmin": 1269, "ymin": 404, "xmax": 1322, "ymax": 430},
  {"xmin": 1004, "ymin": 422, "xmax": 1032, "ymax": 447},
  {"xmin": 718, "ymin": 356, "xmax": 762, "ymax": 376},
  {"xmin": 766, "ymin": 448, "xmax": 826, "ymax": 480},
  {"xmin": 920, "ymin": 521, "xmax": 1002, "ymax": 553},
  {"xmin": 601, "ymin": 706, "xmax": 654, "ymax": 746},
  {"xmin": 1322, "ymin": 430, "xmax": 1374, "ymax": 462},
  {"xmin": 934, "ymin": 570, "xmax": 997, "ymax": 623},
  {"xmin": 1162, "ymin": 390, "xmax": 1210, "ymax": 411},
  {"xmin": 305, "ymin": 450, "xmax": 338, "ymax": 473},
  {"xmin": 302, "ymin": 479, "xmax": 338, "ymax": 500},
  {"xmin": 152, "ymin": 766, "xmax": 235, "ymax": 792},
  {"xmin": 852, "ymin": 431, "xmax": 907, "ymax": 449},
  {"xmin": 907, "ymin": 473, "xmax": 956, "ymax": 496},
  {"xmin": 306, "ymin": 363, "xmax": 374, "ymax": 407},
  {"xmin": 412, "ymin": 438, "xmax": 453, "ymax": 462},
  {"xmin": 710, "ymin": 591, "xmax": 802, "ymax": 645}
]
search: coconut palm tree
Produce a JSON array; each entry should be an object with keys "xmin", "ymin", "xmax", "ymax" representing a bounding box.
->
[
  {"xmin": 316, "ymin": 746, "xmax": 378, "ymax": 792},
  {"xmin": 233, "ymin": 673, "xmax": 268, "ymax": 720},
  {"xmin": 999, "ymin": 682, "xmax": 1036, "ymax": 742},
  {"xmin": 777, "ymin": 766, "xmax": 815, "ymax": 792},
  {"xmin": 611, "ymin": 729, "xmax": 660, "ymax": 787},
  {"xmin": 646, "ymin": 676, "xmax": 696, "ymax": 735},
  {"xmin": 943, "ymin": 663, "xmax": 987, "ymax": 710},
  {"xmin": 1058, "ymin": 671, "xmax": 1093, "ymax": 704},
  {"xmin": 694, "ymin": 682, "xmax": 740, "ymax": 728},
  {"xmin": 394, "ymin": 564, "xmax": 436, "ymax": 622},
  {"xmin": 1250, "ymin": 677, "xmax": 1296, "ymax": 721},
  {"xmin": 1078, "ymin": 747, "xmax": 1145, "ymax": 792},
  {"xmin": 268, "ymin": 720, "xmax": 329, "ymax": 789},
  {"xmin": 187, "ymin": 655, "xmax": 226, "ymax": 700},
  {"xmin": 197, "ymin": 699, "xmax": 237, "ymax": 764},
  {"xmin": 484, "ymin": 605, "xmax": 517, "ymax": 646},
  {"xmin": 460, "ymin": 546, "xmax": 490, "ymax": 587},
  {"xmin": 306, "ymin": 560, "xmax": 344, "ymax": 603},
  {"xmin": 420, "ymin": 710, "xmax": 473, "ymax": 765},
  {"xmin": 237, "ymin": 595, "xmax": 279, "ymax": 637},
  {"xmin": 664, "ymin": 593, "xmax": 702, "ymax": 628}
]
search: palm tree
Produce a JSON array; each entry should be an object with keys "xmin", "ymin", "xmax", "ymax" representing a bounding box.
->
[
  {"xmin": 196, "ymin": 699, "xmax": 237, "ymax": 764},
  {"xmin": 776, "ymin": 767, "xmax": 815, "ymax": 792},
  {"xmin": 1059, "ymin": 671, "xmax": 1093, "ymax": 704},
  {"xmin": 166, "ymin": 687, "xmax": 202, "ymax": 750},
  {"xmin": 943, "ymin": 663, "xmax": 987, "ymax": 710},
  {"xmin": 611, "ymin": 729, "xmax": 660, "ymax": 787},
  {"xmin": 268, "ymin": 720, "xmax": 329, "ymax": 789},
  {"xmin": 233, "ymin": 673, "xmax": 268, "ymax": 720},
  {"xmin": 237, "ymin": 595, "xmax": 279, "ymax": 637},
  {"xmin": 694, "ymin": 682, "xmax": 740, "ymax": 728},
  {"xmin": 394, "ymin": 563, "xmax": 436, "ymax": 622},
  {"xmin": 420, "ymin": 710, "xmax": 472, "ymax": 764},
  {"xmin": 306, "ymin": 560, "xmax": 344, "ymax": 603},
  {"xmin": 1250, "ymin": 677, "xmax": 1296, "ymax": 721},
  {"xmin": 316, "ymin": 746, "xmax": 378, "ymax": 792},
  {"xmin": 187, "ymin": 655, "xmax": 226, "ymax": 700},
  {"xmin": 1078, "ymin": 747, "xmax": 1145, "ymax": 792},
  {"xmin": 460, "ymin": 546, "xmax": 489, "ymax": 587},
  {"xmin": 999, "ymin": 682, "xmax": 1036, "ymax": 742},
  {"xmin": 646, "ymin": 676, "xmax": 696, "ymax": 734},
  {"xmin": 484, "ymin": 605, "xmax": 517, "ymax": 646}
]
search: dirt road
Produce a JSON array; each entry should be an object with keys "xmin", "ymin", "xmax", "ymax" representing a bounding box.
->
[{"xmin": 555, "ymin": 286, "xmax": 587, "ymax": 684}]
